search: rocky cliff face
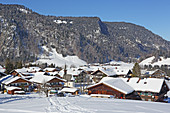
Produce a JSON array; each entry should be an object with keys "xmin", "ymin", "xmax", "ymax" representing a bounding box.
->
[{"xmin": 0, "ymin": 4, "xmax": 170, "ymax": 64}]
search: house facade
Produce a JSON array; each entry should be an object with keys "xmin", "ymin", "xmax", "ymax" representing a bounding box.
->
[
  {"xmin": 91, "ymin": 69, "xmax": 114, "ymax": 83},
  {"xmin": 87, "ymin": 77, "xmax": 169, "ymax": 102},
  {"xmin": 1, "ymin": 76, "xmax": 32, "ymax": 91},
  {"xmin": 87, "ymin": 77, "xmax": 138, "ymax": 99},
  {"xmin": 30, "ymin": 72, "xmax": 66, "ymax": 90},
  {"xmin": 123, "ymin": 78, "xmax": 169, "ymax": 102}
]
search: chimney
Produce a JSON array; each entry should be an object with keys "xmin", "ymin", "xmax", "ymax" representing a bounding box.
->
[
  {"xmin": 136, "ymin": 78, "xmax": 141, "ymax": 83},
  {"xmin": 127, "ymin": 78, "xmax": 130, "ymax": 82}
]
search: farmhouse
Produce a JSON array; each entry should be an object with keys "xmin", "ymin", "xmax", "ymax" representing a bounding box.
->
[
  {"xmin": 151, "ymin": 69, "xmax": 167, "ymax": 78},
  {"xmin": 87, "ymin": 77, "xmax": 169, "ymax": 102},
  {"xmin": 1, "ymin": 76, "xmax": 32, "ymax": 91},
  {"xmin": 91, "ymin": 69, "xmax": 116, "ymax": 83},
  {"xmin": 87, "ymin": 77, "xmax": 137, "ymax": 99},
  {"xmin": 122, "ymin": 78, "xmax": 169, "ymax": 102},
  {"xmin": 30, "ymin": 72, "xmax": 66, "ymax": 90}
]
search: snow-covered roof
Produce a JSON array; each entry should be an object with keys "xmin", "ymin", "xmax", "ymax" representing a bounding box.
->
[
  {"xmin": 6, "ymin": 86, "xmax": 21, "ymax": 90},
  {"xmin": 122, "ymin": 78, "xmax": 165, "ymax": 93},
  {"xmin": 91, "ymin": 67, "xmax": 131, "ymax": 76},
  {"xmin": 88, "ymin": 77, "xmax": 134, "ymax": 94},
  {"xmin": 47, "ymin": 72, "xmax": 59, "ymax": 76},
  {"xmin": 27, "ymin": 67, "xmax": 41, "ymax": 72},
  {"xmin": 91, "ymin": 69, "xmax": 116, "ymax": 76},
  {"xmin": 0, "ymin": 75, "xmax": 12, "ymax": 83},
  {"xmin": 0, "ymin": 65, "xmax": 5, "ymax": 73},
  {"xmin": 114, "ymin": 68, "xmax": 131, "ymax": 75},
  {"xmin": 61, "ymin": 88, "xmax": 78, "ymax": 93},
  {"xmin": 44, "ymin": 68, "xmax": 57, "ymax": 72},
  {"xmin": 30, "ymin": 72, "xmax": 66, "ymax": 84},
  {"xmin": 140, "ymin": 69, "xmax": 155, "ymax": 75},
  {"xmin": 15, "ymin": 67, "xmax": 28, "ymax": 73},
  {"xmin": 2, "ymin": 76, "xmax": 31, "ymax": 85},
  {"xmin": 58, "ymin": 68, "xmax": 82, "ymax": 77}
]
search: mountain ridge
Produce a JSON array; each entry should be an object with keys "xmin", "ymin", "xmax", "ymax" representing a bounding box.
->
[{"xmin": 0, "ymin": 3, "xmax": 170, "ymax": 65}]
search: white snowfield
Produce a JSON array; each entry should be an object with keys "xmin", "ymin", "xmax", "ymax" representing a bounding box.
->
[
  {"xmin": 140, "ymin": 56, "xmax": 170, "ymax": 66},
  {"xmin": 35, "ymin": 46, "xmax": 87, "ymax": 67},
  {"xmin": 0, "ymin": 94, "xmax": 170, "ymax": 113}
]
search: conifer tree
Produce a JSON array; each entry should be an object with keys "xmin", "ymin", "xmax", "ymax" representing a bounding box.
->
[
  {"xmin": 132, "ymin": 62, "xmax": 141, "ymax": 77},
  {"xmin": 5, "ymin": 58, "xmax": 14, "ymax": 74}
]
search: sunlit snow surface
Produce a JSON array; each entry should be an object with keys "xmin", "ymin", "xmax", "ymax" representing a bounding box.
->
[
  {"xmin": 0, "ymin": 94, "xmax": 170, "ymax": 113},
  {"xmin": 35, "ymin": 46, "xmax": 87, "ymax": 67},
  {"xmin": 140, "ymin": 56, "xmax": 170, "ymax": 66}
]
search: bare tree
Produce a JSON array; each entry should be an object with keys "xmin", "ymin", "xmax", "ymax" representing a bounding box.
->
[{"xmin": 39, "ymin": 79, "xmax": 49, "ymax": 97}]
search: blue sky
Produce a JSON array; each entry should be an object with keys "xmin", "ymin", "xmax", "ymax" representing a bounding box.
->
[{"xmin": 1, "ymin": 0, "xmax": 170, "ymax": 41}]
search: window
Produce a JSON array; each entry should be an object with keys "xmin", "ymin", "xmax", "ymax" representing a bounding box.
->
[
  {"xmin": 148, "ymin": 92, "xmax": 152, "ymax": 96},
  {"xmin": 141, "ymin": 92, "xmax": 145, "ymax": 95}
]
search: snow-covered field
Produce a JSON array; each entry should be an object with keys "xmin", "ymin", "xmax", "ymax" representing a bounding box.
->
[
  {"xmin": 0, "ymin": 94, "xmax": 170, "ymax": 113},
  {"xmin": 140, "ymin": 56, "xmax": 170, "ymax": 66},
  {"xmin": 34, "ymin": 46, "xmax": 87, "ymax": 67}
]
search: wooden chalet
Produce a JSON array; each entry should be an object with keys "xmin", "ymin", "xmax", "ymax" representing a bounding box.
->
[
  {"xmin": 10, "ymin": 68, "xmax": 34, "ymax": 80},
  {"xmin": 30, "ymin": 72, "xmax": 66, "ymax": 90},
  {"xmin": 87, "ymin": 77, "xmax": 137, "ymax": 99},
  {"xmin": 123, "ymin": 78, "xmax": 169, "ymax": 102},
  {"xmin": 1, "ymin": 76, "xmax": 32, "ymax": 91},
  {"xmin": 87, "ymin": 77, "xmax": 169, "ymax": 102},
  {"xmin": 10, "ymin": 70, "xmax": 19, "ymax": 76},
  {"xmin": 91, "ymin": 69, "xmax": 115, "ymax": 83},
  {"xmin": 46, "ymin": 77, "xmax": 66, "ymax": 90},
  {"xmin": 76, "ymin": 70, "xmax": 91, "ymax": 84},
  {"xmin": 151, "ymin": 69, "xmax": 167, "ymax": 78},
  {"xmin": 27, "ymin": 67, "xmax": 41, "ymax": 73}
]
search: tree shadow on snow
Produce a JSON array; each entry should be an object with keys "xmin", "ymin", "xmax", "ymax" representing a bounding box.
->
[{"xmin": 0, "ymin": 95, "xmax": 37, "ymax": 104}]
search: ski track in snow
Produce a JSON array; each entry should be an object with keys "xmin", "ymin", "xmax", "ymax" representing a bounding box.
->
[
  {"xmin": 0, "ymin": 94, "xmax": 170, "ymax": 113},
  {"xmin": 46, "ymin": 97, "xmax": 94, "ymax": 113}
]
